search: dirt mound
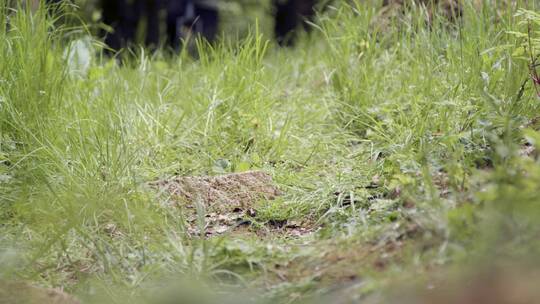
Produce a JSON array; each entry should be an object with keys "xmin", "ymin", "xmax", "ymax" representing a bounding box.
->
[
  {"xmin": 154, "ymin": 171, "xmax": 281, "ymax": 209},
  {"xmin": 151, "ymin": 171, "xmax": 284, "ymax": 236}
]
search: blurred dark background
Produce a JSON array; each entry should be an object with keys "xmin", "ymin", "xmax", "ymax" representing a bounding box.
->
[{"xmin": 36, "ymin": 0, "xmax": 323, "ymax": 51}]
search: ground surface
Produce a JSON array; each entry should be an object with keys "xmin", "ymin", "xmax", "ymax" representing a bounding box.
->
[{"xmin": 1, "ymin": 1, "xmax": 540, "ymax": 303}]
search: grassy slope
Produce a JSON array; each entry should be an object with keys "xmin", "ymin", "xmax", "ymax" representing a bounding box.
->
[{"xmin": 1, "ymin": 1, "xmax": 540, "ymax": 303}]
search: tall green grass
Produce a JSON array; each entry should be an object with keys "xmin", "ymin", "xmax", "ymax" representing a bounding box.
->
[{"xmin": 1, "ymin": 0, "xmax": 540, "ymax": 303}]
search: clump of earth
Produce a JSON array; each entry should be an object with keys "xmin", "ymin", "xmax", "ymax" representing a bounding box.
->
[
  {"xmin": 151, "ymin": 171, "xmax": 310, "ymax": 236},
  {"xmin": 154, "ymin": 171, "xmax": 281, "ymax": 209}
]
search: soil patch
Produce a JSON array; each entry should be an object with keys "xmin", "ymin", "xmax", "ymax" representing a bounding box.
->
[{"xmin": 151, "ymin": 171, "xmax": 302, "ymax": 236}]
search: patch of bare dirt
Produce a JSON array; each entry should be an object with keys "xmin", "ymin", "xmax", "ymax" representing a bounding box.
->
[
  {"xmin": 276, "ymin": 221, "xmax": 423, "ymax": 289},
  {"xmin": 151, "ymin": 171, "xmax": 311, "ymax": 237},
  {"xmin": 0, "ymin": 281, "xmax": 80, "ymax": 304}
]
